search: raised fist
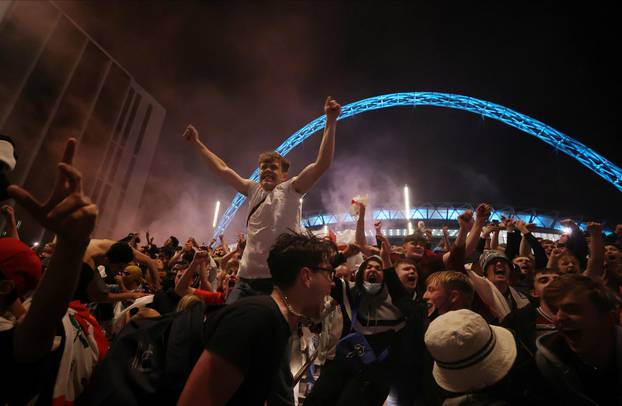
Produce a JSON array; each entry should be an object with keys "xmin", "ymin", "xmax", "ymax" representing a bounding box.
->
[
  {"xmin": 324, "ymin": 96, "xmax": 341, "ymax": 122},
  {"xmin": 475, "ymin": 204, "xmax": 492, "ymax": 224},
  {"xmin": 458, "ymin": 210, "xmax": 474, "ymax": 229},
  {"xmin": 183, "ymin": 124, "xmax": 199, "ymax": 143}
]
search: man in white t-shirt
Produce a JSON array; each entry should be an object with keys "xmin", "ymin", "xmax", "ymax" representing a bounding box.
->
[{"xmin": 184, "ymin": 96, "xmax": 341, "ymax": 303}]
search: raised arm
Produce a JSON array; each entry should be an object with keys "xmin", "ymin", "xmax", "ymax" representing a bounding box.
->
[
  {"xmin": 354, "ymin": 203, "xmax": 377, "ymax": 256},
  {"xmin": 132, "ymin": 247, "xmax": 160, "ymax": 291},
  {"xmin": 175, "ymin": 251, "xmax": 205, "ymax": 297},
  {"xmin": 560, "ymin": 218, "xmax": 589, "ymax": 268},
  {"xmin": 466, "ymin": 204, "xmax": 492, "ymax": 259},
  {"xmin": 441, "ymin": 225, "xmax": 452, "ymax": 250},
  {"xmin": 183, "ymin": 125, "xmax": 254, "ymax": 196},
  {"xmin": 292, "ymin": 97, "xmax": 341, "ymax": 194},
  {"xmin": 515, "ymin": 220, "xmax": 548, "ymax": 269},
  {"xmin": 503, "ymin": 218, "xmax": 520, "ymax": 261},
  {"xmin": 218, "ymin": 235, "xmax": 230, "ymax": 254},
  {"xmin": 443, "ymin": 210, "xmax": 470, "ymax": 268},
  {"xmin": 584, "ymin": 222, "xmax": 605, "ymax": 280},
  {"xmin": 8, "ymin": 139, "xmax": 98, "ymax": 362},
  {"xmin": 519, "ymin": 234, "xmax": 530, "ymax": 257}
]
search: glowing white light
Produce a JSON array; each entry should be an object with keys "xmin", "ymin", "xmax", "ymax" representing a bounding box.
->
[
  {"xmin": 33, "ymin": 242, "xmax": 40, "ymax": 247},
  {"xmin": 212, "ymin": 201, "xmax": 221, "ymax": 228},
  {"xmin": 323, "ymin": 225, "xmax": 328, "ymax": 236},
  {"xmin": 404, "ymin": 184, "xmax": 414, "ymax": 234},
  {"xmin": 404, "ymin": 185, "xmax": 411, "ymax": 220},
  {"xmin": 562, "ymin": 227, "xmax": 572, "ymax": 235}
]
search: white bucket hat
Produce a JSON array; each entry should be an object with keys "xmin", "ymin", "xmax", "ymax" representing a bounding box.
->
[
  {"xmin": 0, "ymin": 137, "xmax": 17, "ymax": 171},
  {"xmin": 424, "ymin": 309, "xmax": 517, "ymax": 393}
]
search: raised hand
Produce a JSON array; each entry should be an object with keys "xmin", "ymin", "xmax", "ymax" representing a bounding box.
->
[
  {"xmin": 8, "ymin": 138, "xmax": 96, "ymax": 243},
  {"xmin": 501, "ymin": 216, "xmax": 516, "ymax": 232},
  {"xmin": 356, "ymin": 201, "xmax": 366, "ymax": 218},
  {"xmin": 482, "ymin": 224, "xmax": 499, "ymax": 236},
  {"xmin": 324, "ymin": 96, "xmax": 341, "ymax": 122},
  {"xmin": 586, "ymin": 222, "xmax": 604, "ymax": 237},
  {"xmin": 236, "ymin": 233, "xmax": 246, "ymax": 252},
  {"xmin": 190, "ymin": 237, "xmax": 200, "ymax": 249},
  {"xmin": 183, "ymin": 124, "xmax": 200, "ymax": 143},
  {"xmin": 192, "ymin": 250, "xmax": 210, "ymax": 266},
  {"xmin": 475, "ymin": 203, "xmax": 492, "ymax": 225},
  {"xmin": 515, "ymin": 220, "xmax": 530, "ymax": 234},
  {"xmin": 457, "ymin": 210, "xmax": 474, "ymax": 230},
  {"xmin": 374, "ymin": 220, "xmax": 382, "ymax": 234}
]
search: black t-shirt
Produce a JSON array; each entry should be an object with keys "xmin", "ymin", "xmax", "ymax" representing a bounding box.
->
[
  {"xmin": 203, "ymin": 295, "xmax": 292, "ymax": 406},
  {"xmin": 0, "ymin": 326, "xmax": 64, "ymax": 405}
]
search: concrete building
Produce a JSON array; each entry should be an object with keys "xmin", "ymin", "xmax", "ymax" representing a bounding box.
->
[{"xmin": 0, "ymin": 0, "xmax": 165, "ymax": 243}]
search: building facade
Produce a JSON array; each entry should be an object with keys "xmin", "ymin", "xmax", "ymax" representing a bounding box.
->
[{"xmin": 0, "ymin": 0, "xmax": 165, "ymax": 243}]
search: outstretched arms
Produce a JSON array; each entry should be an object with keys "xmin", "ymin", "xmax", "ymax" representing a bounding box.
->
[{"xmin": 183, "ymin": 125, "xmax": 254, "ymax": 196}]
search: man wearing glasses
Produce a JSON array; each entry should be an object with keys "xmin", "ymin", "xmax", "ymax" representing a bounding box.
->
[{"xmin": 179, "ymin": 232, "xmax": 334, "ymax": 406}]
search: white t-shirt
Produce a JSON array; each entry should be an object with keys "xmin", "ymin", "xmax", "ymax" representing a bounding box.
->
[{"xmin": 238, "ymin": 177, "xmax": 303, "ymax": 279}]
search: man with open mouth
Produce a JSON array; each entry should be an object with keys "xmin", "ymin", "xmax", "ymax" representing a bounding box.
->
[
  {"xmin": 536, "ymin": 274, "xmax": 622, "ymax": 405},
  {"xmin": 183, "ymin": 96, "xmax": 341, "ymax": 303}
]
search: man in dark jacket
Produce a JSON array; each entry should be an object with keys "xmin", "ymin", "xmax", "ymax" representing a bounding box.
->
[{"xmin": 536, "ymin": 274, "xmax": 622, "ymax": 405}]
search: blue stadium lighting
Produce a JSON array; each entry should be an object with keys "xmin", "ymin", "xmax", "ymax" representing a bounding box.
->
[
  {"xmin": 299, "ymin": 204, "xmax": 610, "ymax": 234},
  {"xmin": 213, "ymin": 92, "xmax": 622, "ymax": 238}
]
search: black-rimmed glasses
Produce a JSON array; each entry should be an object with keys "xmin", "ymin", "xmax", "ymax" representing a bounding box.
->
[{"xmin": 309, "ymin": 266, "xmax": 335, "ymax": 281}]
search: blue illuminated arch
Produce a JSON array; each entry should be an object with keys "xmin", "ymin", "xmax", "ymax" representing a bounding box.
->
[{"xmin": 213, "ymin": 92, "xmax": 622, "ymax": 238}]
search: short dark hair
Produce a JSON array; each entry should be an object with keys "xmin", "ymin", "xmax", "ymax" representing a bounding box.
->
[
  {"xmin": 267, "ymin": 231, "xmax": 332, "ymax": 289},
  {"xmin": 105, "ymin": 242, "xmax": 134, "ymax": 264},
  {"xmin": 147, "ymin": 244, "xmax": 159, "ymax": 258},
  {"xmin": 403, "ymin": 232, "xmax": 428, "ymax": 247},
  {"xmin": 543, "ymin": 274, "xmax": 620, "ymax": 314},
  {"xmin": 259, "ymin": 151, "xmax": 290, "ymax": 172}
]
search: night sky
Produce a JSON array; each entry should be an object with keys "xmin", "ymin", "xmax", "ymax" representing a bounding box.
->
[{"xmin": 57, "ymin": 1, "xmax": 621, "ymax": 241}]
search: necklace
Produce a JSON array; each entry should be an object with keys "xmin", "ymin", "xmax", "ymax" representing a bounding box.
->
[{"xmin": 276, "ymin": 288, "xmax": 314, "ymax": 327}]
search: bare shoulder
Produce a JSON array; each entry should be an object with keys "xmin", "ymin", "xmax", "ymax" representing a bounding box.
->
[{"xmin": 84, "ymin": 239, "xmax": 116, "ymax": 260}]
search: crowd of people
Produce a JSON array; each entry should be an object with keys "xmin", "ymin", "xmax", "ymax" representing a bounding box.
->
[{"xmin": 1, "ymin": 97, "xmax": 622, "ymax": 405}]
